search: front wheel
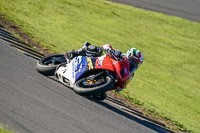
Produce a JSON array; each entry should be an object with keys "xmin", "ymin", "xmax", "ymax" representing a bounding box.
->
[{"xmin": 73, "ymin": 76, "xmax": 114, "ymax": 96}]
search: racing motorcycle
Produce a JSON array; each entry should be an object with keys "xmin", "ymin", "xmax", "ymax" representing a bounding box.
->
[{"xmin": 36, "ymin": 42, "xmax": 134, "ymax": 100}]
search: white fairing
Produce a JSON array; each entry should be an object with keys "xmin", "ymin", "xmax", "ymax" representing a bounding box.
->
[{"xmin": 55, "ymin": 56, "xmax": 82, "ymax": 87}]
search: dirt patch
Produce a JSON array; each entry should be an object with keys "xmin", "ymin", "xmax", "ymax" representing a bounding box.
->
[
  {"xmin": 0, "ymin": 15, "xmax": 190, "ymax": 133},
  {"xmin": 0, "ymin": 15, "xmax": 51, "ymax": 55}
]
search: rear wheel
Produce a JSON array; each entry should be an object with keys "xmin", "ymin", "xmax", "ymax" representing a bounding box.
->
[
  {"xmin": 74, "ymin": 76, "xmax": 114, "ymax": 96},
  {"xmin": 36, "ymin": 54, "xmax": 66, "ymax": 76}
]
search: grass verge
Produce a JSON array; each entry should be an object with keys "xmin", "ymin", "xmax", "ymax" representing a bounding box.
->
[
  {"xmin": 0, "ymin": 125, "xmax": 13, "ymax": 133},
  {"xmin": 0, "ymin": 0, "xmax": 200, "ymax": 132}
]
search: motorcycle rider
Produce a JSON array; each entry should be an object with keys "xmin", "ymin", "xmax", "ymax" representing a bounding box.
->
[
  {"xmin": 64, "ymin": 41, "xmax": 143, "ymax": 99},
  {"xmin": 102, "ymin": 43, "xmax": 143, "ymax": 70},
  {"xmin": 65, "ymin": 41, "xmax": 144, "ymax": 77}
]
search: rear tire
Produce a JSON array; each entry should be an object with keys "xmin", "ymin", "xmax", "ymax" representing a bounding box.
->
[
  {"xmin": 74, "ymin": 76, "xmax": 114, "ymax": 96},
  {"xmin": 36, "ymin": 54, "xmax": 65, "ymax": 76}
]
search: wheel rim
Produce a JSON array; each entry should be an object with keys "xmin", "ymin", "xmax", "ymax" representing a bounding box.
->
[
  {"xmin": 82, "ymin": 78, "xmax": 104, "ymax": 87},
  {"xmin": 44, "ymin": 56, "xmax": 66, "ymax": 66},
  {"xmin": 44, "ymin": 59, "xmax": 54, "ymax": 66},
  {"xmin": 74, "ymin": 76, "xmax": 114, "ymax": 96}
]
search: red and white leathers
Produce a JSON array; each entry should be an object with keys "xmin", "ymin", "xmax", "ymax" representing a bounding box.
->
[{"xmin": 102, "ymin": 44, "xmax": 123, "ymax": 61}]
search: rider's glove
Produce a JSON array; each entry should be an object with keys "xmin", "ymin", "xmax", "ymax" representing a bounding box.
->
[
  {"xmin": 102, "ymin": 44, "xmax": 122, "ymax": 60},
  {"xmin": 102, "ymin": 44, "xmax": 113, "ymax": 53}
]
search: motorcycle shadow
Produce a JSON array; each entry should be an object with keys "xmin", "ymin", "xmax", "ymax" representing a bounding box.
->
[
  {"xmin": 47, "ymin": 76, "xmax": 170, "ymax": 133},
  {"xmin": 86, "ymin": 96, "xmax": 170, "ymax": 133}
]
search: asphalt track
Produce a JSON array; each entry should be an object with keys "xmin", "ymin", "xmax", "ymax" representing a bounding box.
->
[
  {"xmin": 109, "ymin": 0, "xmax": 200, "ymax": 22},
  {"xmin": 0, "ymin": 40, "xmax": 170, "ymax": 133}
]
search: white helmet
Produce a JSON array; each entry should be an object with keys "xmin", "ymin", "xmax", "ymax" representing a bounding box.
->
[{"xmin": 126, "ymin": 48, "xmax": 143, "ymax": 69}]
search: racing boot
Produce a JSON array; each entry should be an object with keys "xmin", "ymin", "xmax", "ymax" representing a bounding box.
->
[{"xmin": 93, "ymin": 92, "xmax": 107, "ymax": 100}]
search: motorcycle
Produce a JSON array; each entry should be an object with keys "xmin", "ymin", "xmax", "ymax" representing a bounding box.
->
[{"xmin": 36, "ymin": 42, "xmax": 135, "ymax": 100}]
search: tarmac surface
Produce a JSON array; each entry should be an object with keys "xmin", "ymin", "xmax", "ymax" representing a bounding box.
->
[
  {"xmin": 0, "ymin": 40, "xmax": 169, "ymax": 133},
  {"xmin": 109, "ymin": 0, "xmax": 200, "ymax": 22}
]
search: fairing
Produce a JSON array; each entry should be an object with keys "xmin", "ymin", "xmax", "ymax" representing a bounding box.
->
[{"xmin": 56, "ymin": 55, "xmax": 132, "ymax": 89}]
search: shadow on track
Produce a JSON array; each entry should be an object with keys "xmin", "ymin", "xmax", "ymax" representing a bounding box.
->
[
  {"xmin": 86, "ymin": 97, "xmax": 171, "ymax": 133},
  {"xmin": 48, "ymin": 76, "xmax": 171, "ymax": 133}
]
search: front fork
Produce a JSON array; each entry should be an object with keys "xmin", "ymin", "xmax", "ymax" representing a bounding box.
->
[
  {"xmin": 87, "ymin": 71, "xmax": 106, "ymax": 81},
  {"xmin": 86, "ymin": 70, "xmax": 122, "ymax": 93},
  {"xmin": 106, "ymin": 70, "xmax": 123, "ymax": 93}
]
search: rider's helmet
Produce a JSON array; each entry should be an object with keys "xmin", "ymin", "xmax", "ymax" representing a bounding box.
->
[{"xmin": 126, "ymin": 48, "xmax": 143, "ymax": 70}]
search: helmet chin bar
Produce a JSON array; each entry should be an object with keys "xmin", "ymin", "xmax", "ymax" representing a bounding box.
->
[{"xmin": 129, "ymin": 59, "xmax": 138, "ymax": 74}]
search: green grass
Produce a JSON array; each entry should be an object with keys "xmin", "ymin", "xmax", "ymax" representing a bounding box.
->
[
  {"xmin": 0, "ymin": 125, "xmax": 13, "ymax": 133},
  {"xmin": 0, "ymin": 0, "xmax": 200, "ymax": 132}
]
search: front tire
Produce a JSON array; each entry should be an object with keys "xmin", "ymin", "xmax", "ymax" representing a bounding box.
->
[{"xmin": 74, "ymin": 76, "xmax": 114, "ymax": 96}]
